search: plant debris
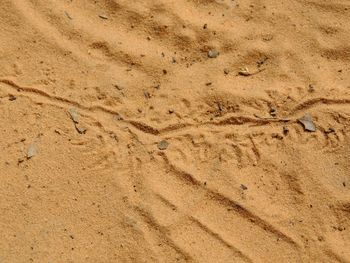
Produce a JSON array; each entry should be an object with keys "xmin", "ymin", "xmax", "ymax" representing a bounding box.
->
[
  {"xmin": 298, "ymin": 113, "xmax": 316, "ymax": 132},
  {"xmin": 157, "ymin": 140, "xmax": 169, "ymax": 150}
]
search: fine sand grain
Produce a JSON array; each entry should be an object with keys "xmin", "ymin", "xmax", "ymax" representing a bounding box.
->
[{"xmin": 1, "ymin": 0, "xmax": 350, "ymax": 262}]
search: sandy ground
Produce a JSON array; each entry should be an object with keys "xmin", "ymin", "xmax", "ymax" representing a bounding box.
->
[{"xmin": 0, "ymin": 0, "xmax": 350, "ymax": 262}]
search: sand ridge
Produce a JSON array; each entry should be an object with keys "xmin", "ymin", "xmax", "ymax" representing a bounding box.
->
[{"xmin": 0, "ymin": 0, "xmax": 350, "ymax": 262}]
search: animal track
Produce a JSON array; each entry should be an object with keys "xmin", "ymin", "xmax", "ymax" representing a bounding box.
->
[{"xmin": 2, "ymin": 0, "xmax": 350, "ymax": 261}]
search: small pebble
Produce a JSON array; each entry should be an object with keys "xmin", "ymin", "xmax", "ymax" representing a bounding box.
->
[
  {"xmin": 269, "ymin": 107, "xmax": 277, "ymax": 117},
  {"xmin": 157, "ymin": 140, "xmax": 169, "ymax": 150},
  {"xmin": 240, "ymin": 184, "xmax": 248, "ymax": 190},
  {"xmin": 114, "ymin": 113, "xmax": 123, "ymax": 121},
  {"xmin": 208, "ymin": 50, "xmax": 219, "ymax": 58},
  {"xmin": 308, "ymin": 84, "xmax": 315, "ymax": 93},
  {"xmin": 68, "ymin": 108, "xmax": 79, "ymax": 124},
  {"xmin": 318, "ymin": 236, "xmax": 324, "ymax": 242},
  {"xmin": 27, "ymin": 144, "xmax": 37, "ymax": 159},
  {"xmin": 337, "ymin": 226, "xmax": 345, "ymax": 231},
  {"xmin": 9, "ymin": 94, "xmax": 16, "ymax": 101},
  {"xmin": 325, "ymin": 128, "xmax": 335, "ymax": 134},
  {"xmin": 75, "ymin": 125, "xmax": 87, "ymax": 134},
  {"xmin": 271, "ymin": 133, "xmax": 283, "ymax": 140},
  {"xmin": 99, "ymin": 14, "xmax": 108, "ymax": 19}
]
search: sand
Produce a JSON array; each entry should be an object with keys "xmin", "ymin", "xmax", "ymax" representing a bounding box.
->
[{"xmin": 0, "ymin": 0, "xmax": 350, "ymax": 262}]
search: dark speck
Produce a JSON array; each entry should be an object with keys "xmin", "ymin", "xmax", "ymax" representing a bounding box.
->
[{"xmin": 240, "ymin": 184, "xmax": 248, "ymax": 190}]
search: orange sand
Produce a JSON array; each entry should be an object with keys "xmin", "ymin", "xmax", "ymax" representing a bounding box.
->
[{"xmin": 1, "ymin": 0, "xmax": 350, "ymax": 262}]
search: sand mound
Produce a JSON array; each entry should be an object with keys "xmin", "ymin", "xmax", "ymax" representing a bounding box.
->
[{"xmin": 1, "ymin": 0, "xmax": 350, "ymax": 262}]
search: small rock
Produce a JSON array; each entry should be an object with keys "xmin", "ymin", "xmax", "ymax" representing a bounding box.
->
[
  {"xmin": 114, "ymin": 113, "xmax": 123, "ymax": 121},
  {"xmin": 99, "ymin": 14, "xmax": 108, "ymax": 19},
  {"xmin": 337, "ymin": 226, "xmax": 345, "ymax": 231},
  {"xmin": 271, "ymin": 133, "xmax": 283, "ymax": 140},
  {"xmin": 9, "ymin": 94, "xmax": 16, "ymax": 101},
  {"xmin": 298, "ymin": 113, "xmax": 316, "ymax": 132},
  {"xmin": 238, "ymin": 67, "xmax": 251, "ymax": 76},
  {"xmin": 65, "ymin": 11, "xmax": 73, "ymax": 20},
  {"xmin": 317, "ymin": 236, "xmax": 324, "ymax": 242},
  {"xmin": 283, "ymin": 126, "xmax": 289, "ymax": 135},
  {"xmin": 224, "ymin": 68, "xmax": 230, "ymax": 75},
  {"xmin": 208, "ymin": 50, "xmax": 219, "ymax": 58},
  {"xmin": 157, "ymin": 140, "xmax": 169, "ymax": 150},
  {"xmin": 27, "ymin": 144, "xmax": 37, "ymax": 159},
  {"xmin": 269, "ymin": 107, "xmax": 277, "ymax": 117},
  {"xmin": 114, "ymin": 84, "xmax": 123, "ymax": 90},
  {"xmin": 75, "ymin": 125, "xmax": 87, "ymax": 134},
  {"xmin": 308, "ymin": 84, "xmax": 315, "ymax": 93},
  {"xmin": 240, "ymin": 184, "xmax": 248, "ymax": 190},
  {"xmin": 68, "ymin": 108, "xmax": 79, "ymax": 124},
  {"xmin": 262, "ymin": 35, "xmax": 273, "ymax": 41},
  {"xmin": 325, "ymin": 128, "xmax": 335, "ymax": 134}
]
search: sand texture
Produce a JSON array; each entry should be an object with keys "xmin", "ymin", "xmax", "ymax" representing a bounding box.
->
[{"xmin": 1, "ymin": 0, "xmax": 350, "ymax": 262}]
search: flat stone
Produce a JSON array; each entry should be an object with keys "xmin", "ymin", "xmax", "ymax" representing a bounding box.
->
[
  {"xmin": 68, "ymin": 108, "xmax": 79, "ymax": 124},
  {"xmin": 298, "ymin": 113, "xmax": 316, "ymax": 132}
]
